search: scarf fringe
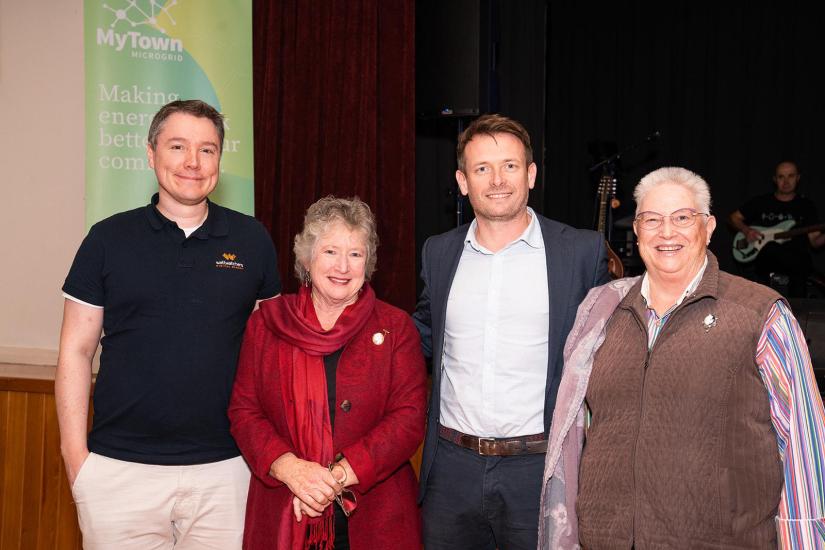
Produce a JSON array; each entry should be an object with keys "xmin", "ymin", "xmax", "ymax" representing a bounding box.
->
[{"xmin": 306, "ymin": 512, "xmax": 334, "ymax": 550}]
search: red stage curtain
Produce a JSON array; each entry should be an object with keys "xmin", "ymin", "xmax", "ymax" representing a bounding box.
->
[{"xmin": 252, "ymin": 0, "xmax": 416, "ymax": 312}]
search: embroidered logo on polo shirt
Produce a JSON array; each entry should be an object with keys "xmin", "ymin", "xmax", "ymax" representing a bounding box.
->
[{"xmin": 216, "ymin": 252, "xmax": 245, "ymax": 270}]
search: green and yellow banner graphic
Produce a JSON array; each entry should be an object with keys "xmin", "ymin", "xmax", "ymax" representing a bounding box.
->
[{"xmin": 84, "ymin": 0, "xmax": 254, "ymax": 227}]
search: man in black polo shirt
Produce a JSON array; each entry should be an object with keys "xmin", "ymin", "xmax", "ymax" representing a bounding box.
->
[
  {"xmin": 729, "ymin": 160, "xmax": 825, "ymax": 297},
  {"xmin": 56, "ymin": 100, "xmax": 280, "ymax": 549}
]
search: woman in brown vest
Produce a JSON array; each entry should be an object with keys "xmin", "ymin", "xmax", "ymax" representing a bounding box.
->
[{"xmin": 538, "ymin": 167, "xmax": 825, "ymax": 549}]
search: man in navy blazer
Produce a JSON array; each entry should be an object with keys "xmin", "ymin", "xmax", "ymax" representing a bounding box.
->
[{"xmin": 413, "ymin": 114, "xmax": 608, "ymax": 549}]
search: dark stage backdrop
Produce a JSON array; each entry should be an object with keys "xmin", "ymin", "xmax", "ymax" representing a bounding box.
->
[
  {"xmin": 414, "ymin": 0, "xmax": 547, "ymax": 296},
  {"xmin": 544, "ymin": 2, "xmax": 825, "ymax": 276},
  {"xmin": 252, "ymin": 0, "xmax": 416, "ymax": 311}
]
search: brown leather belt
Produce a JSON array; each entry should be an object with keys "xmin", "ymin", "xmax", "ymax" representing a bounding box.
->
[{"xmin": 438, "ymin": 425, "xmax": 548, "ymax": 456}]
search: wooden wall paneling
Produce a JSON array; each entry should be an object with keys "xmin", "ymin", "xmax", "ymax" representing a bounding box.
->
[
  {"xmin": 41, "ymin": 393, "xmax": 64, "ymax": 550},
  {"xmin": 42, "ymin": 390, "xmax": 83, "ymax": 550},
  {"xmin": 0, "ymin": 391, "xmax": 8, "ymax": 547},
  {"xmin": 0, "ymin": 379, "xmax": 83, "ymax": 550},
  {"xmin": 1, "ymin": 391, "xmax": 27, "ymax": 549},
  {"xmin": 38, "ymin": 393, "xmax": 58, "ymax": 550},
  {"xmin": 54, "ymin": 410, "xmax": 82, "ymax": 550},
  {"xmin": 21, "ymin": 392, "xmax": 46, "ymax": 549}
]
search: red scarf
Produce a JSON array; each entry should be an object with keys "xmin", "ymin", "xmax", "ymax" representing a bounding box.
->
[{"xmin": 259, "ymin": 284, "xmax": 376, "ymax": 550}]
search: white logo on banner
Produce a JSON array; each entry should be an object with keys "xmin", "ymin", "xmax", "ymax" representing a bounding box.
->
[
  {"xmin": 103, "ymin": 0, "xmax": 178, "ymax": 32},
  {"xmin": 97, "ymin": 1, "xmax": 184, "ymax": 61}
]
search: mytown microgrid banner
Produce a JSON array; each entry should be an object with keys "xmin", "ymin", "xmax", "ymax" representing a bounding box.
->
[{"xmin": 84, "ymin": 0, "xmax": 254, "ymax": 228}]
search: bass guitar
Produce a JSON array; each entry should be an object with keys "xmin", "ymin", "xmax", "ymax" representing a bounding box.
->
[
  {"xmin": 732, "ymin": 220, "xmax": 825, "ymax": 263},
  {"xmin": 597, "ymin": 173, "xmax": 624, "ymax": 279}
]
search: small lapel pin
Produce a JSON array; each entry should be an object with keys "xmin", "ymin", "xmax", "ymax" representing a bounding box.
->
[
  {"xmin": 702, "ymin": 314, "xmax": 717, "ymax": 332},
  {"xmin": 372, "ymin": 332, "xmax": 385, "ymax": 345}
]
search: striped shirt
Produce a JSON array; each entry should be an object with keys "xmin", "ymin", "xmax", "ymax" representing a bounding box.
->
[
  {"xmin": 640, "ymin": 257, "xmax": 707, "ymax": 349},
  {"xmin": 643, "ymin": 270, "xmax": 825, "ymax": 548}
]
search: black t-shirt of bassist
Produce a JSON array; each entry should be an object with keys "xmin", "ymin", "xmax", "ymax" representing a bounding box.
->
[{"xmin": 739, "ymin": 193, "xmax": 819, "ymax": 256}]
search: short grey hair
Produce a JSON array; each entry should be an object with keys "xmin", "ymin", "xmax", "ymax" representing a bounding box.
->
[
  {"xmin": 293, "ymin": 196, "xmax": 379, "ymax": 282},
  {"xmin": 634, "ymin": 167, "xmax": 712, "ymax": 215}
]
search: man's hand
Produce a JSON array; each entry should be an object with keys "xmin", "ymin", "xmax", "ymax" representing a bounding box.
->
[
  {"xmin": 730, "ymin": 210, "xmax": 763, "ymax": 243},
  {"xmin": 745, "ymin": 227, "xmax": 764, "ymax": 243},
  {"xmin": 809, "ymin": 230, "xmax": 825, "ymax": 249},
  {"xmin": 64, "ymin": 448, "xmax": 90, "ymax": 487}
]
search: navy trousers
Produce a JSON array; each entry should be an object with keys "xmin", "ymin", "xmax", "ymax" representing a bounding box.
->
[{"xmin": 422, "ymin": 438, "xmax": 545, "ymax": 550}]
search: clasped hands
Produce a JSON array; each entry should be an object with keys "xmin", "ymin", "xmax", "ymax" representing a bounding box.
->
[{"xmin": 270, "ymin": 452, "xmax": 355, "ymax": 522}]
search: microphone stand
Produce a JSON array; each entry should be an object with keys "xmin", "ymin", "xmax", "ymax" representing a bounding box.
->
[
  {"xmin": 588, "ymin": 130, "xmax": 661, "ymax": 243},
  {"xmin": 588, "ymin": 130, "xmax": 661, "ymax": 174},
  {"xmin": 456, "ymin": 118, "xmax": 466, "ymax": 227}
]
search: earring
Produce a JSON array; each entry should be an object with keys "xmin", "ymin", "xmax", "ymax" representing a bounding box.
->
[{"xmin": 303, "ymin": 272, "xmax": 311, "ymax": 287}]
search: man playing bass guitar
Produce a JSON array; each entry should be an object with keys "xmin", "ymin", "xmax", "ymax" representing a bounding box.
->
[{"xmin": 729, "ymin": 160, "xmax": 825, "ymax": 297}]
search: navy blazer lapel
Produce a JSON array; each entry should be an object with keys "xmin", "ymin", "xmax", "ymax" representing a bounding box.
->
[
  {"xmin": 435, "ymin": 228, "xmax": 467, "ymax": 354},
  {"xmin": 540, "ymin": 217, "xmax": 572, "ymax": 363}
]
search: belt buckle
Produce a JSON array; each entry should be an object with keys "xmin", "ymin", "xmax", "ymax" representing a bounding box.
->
[{"xmin": 477, "ymin": 437, "xmax": 496, "ymax": 455}]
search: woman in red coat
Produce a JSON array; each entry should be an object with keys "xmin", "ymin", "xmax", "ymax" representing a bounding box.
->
[{"xmin": 229, "ymin": 196, "xmax": 426, "ymax": 550}]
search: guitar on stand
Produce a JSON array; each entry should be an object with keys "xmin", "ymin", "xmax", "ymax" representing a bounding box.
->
[
  {"xmin": 732, "ymin": 220, "xmax": 825, "ymax": 263},
  {"xmin": 596, "ymin": 171, "xmax": 625, "ymax": 279},
  {"xmin": 588, "ymin": 130, "xmax": 661, "ymax": 279}
]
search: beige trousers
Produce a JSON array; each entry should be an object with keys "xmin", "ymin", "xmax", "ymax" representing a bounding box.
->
[{"xmin": 71, "ymin": 453, "xmax": 250, "ymax": 550}]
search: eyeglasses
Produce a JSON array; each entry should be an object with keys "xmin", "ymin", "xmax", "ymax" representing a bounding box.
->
[
  {"xmin": 634, "ymin": 208, "xmax": 709, "ymax": 231},
  {"xmin": 328, "ymin": 462, "xmax": 357, "ymax": 517},
  {"xmin": 334, "ymin": 488, "xmax": 357, "ymax": 517}
]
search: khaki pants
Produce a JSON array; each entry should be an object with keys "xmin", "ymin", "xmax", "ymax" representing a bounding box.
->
[{"xmin": 71, "ymin": 453, "xmax": 249, "ymax": 550}]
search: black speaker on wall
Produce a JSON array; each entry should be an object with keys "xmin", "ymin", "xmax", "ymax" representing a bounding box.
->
[
  {"xmin": 414, "ymin": 0, "xmax": 547, "ymax": 299},
  {"xmin": 416, "ymin": 0, "xmax": 499, "ymax": 117}
]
